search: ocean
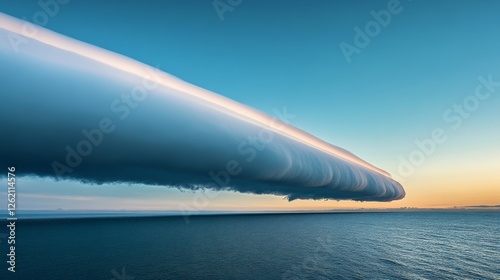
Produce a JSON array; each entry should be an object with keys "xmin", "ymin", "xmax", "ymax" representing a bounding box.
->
[{"xmin": 1, "ymin": 211, "xmax": 498, "ymax": 279}]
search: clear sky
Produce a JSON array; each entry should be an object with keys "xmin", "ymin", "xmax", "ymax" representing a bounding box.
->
[{"xmin": 1, "ymin": 0, "xmax": 499, "ymax": 210}]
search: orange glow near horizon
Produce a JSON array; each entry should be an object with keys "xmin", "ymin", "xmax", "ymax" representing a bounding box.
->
[{"xmin": 2, "ymin": 14, "xmax": 497, "ymax": 210}]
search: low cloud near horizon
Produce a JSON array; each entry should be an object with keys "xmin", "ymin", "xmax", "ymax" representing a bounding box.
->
[{"xmin": 0, "ymin": 13, "xmax": 405, "ymax": 202}]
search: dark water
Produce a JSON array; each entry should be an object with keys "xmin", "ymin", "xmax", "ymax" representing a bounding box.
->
[{"xmin": 1, "ymin": 211, "xmax": 498, "ymax": 279}]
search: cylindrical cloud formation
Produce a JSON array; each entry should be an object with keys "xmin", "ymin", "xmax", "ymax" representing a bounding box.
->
[{"xmin": 0, "ymin": 13, "xmax": 405, "ymax": 201}]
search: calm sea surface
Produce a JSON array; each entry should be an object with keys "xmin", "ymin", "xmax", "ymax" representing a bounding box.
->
[{"xmin": 1, "ymin": 211, "xmax": 498, "ymax": 279}]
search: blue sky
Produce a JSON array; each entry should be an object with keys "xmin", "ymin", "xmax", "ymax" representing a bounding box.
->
[{"xmin": 1, "ymin": 0, "xmax": 499, "ymax": 210}]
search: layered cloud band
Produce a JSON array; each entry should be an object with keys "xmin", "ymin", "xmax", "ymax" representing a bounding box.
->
[{"xmin": 0, "ymin": 13, "xmax": 405, "ymax": 201}]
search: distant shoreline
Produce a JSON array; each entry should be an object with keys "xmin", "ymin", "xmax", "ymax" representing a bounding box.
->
[{"xmin": 1, "ymin": 208, "xmax": 498, "ymax": 222}]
